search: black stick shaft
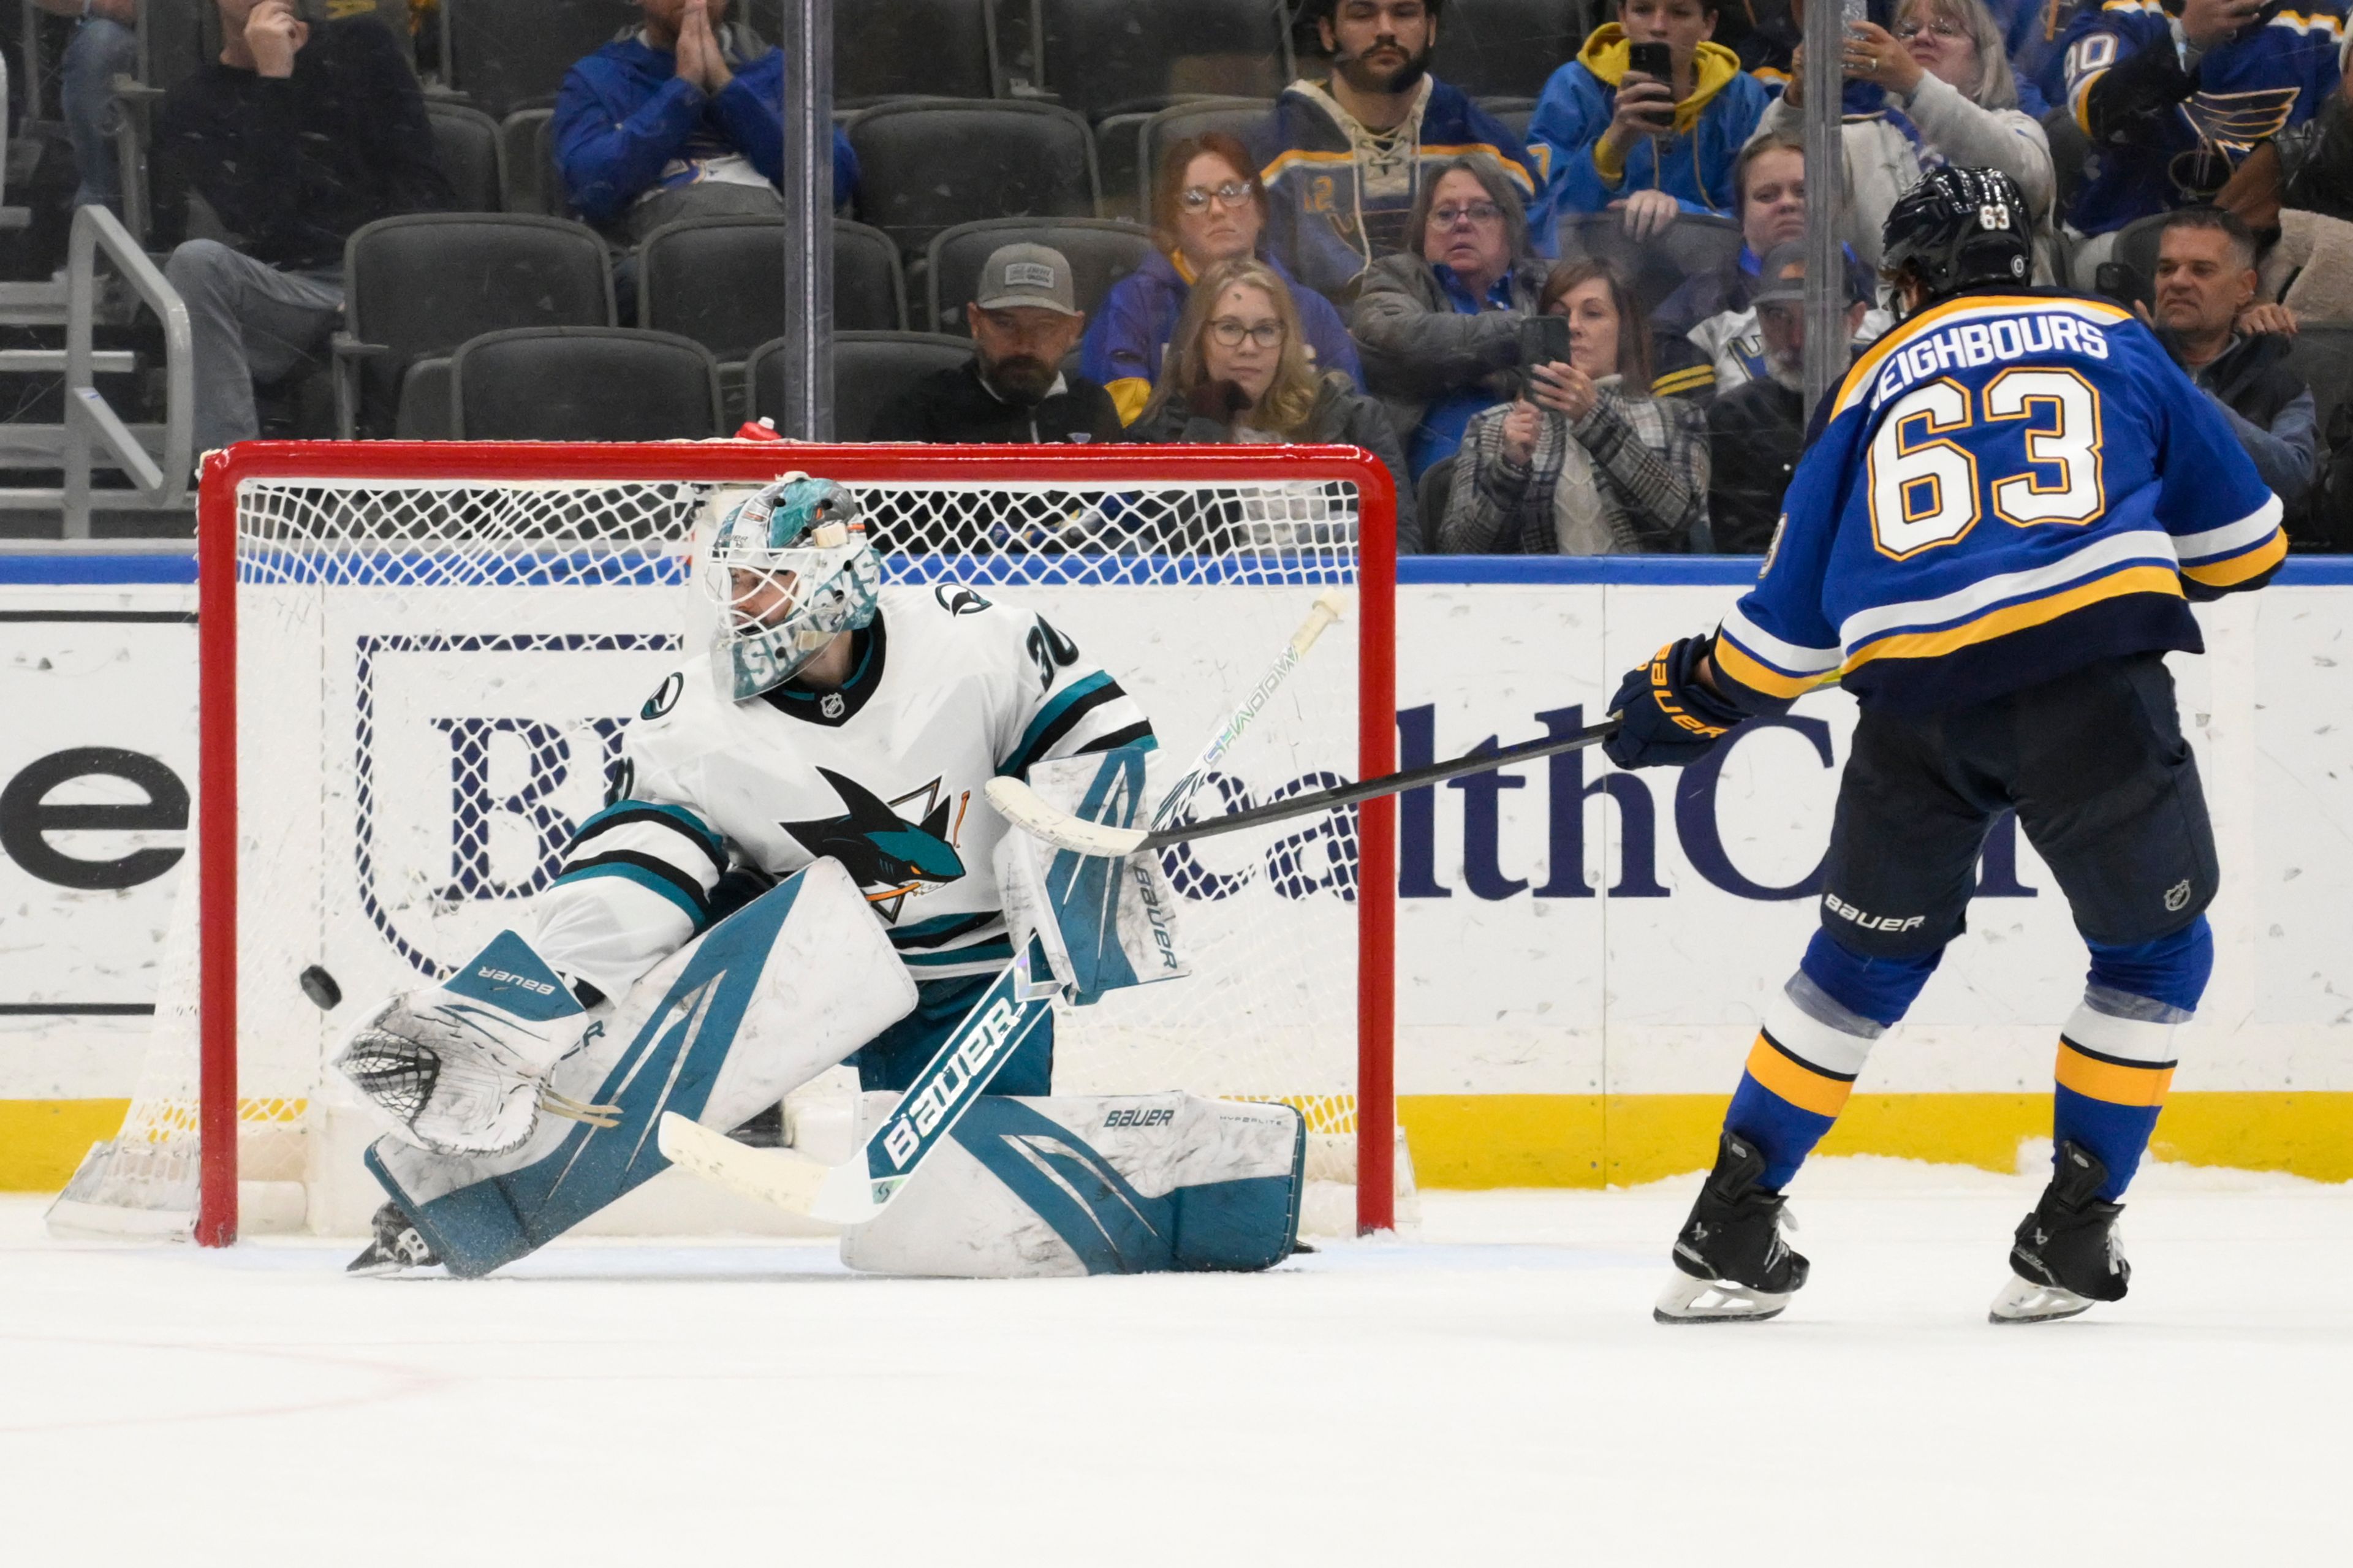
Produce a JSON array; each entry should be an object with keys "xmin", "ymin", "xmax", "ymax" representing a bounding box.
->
[{"xmin": 1143, "ymin": 719, "xmax": 1622, "ymax": 850}]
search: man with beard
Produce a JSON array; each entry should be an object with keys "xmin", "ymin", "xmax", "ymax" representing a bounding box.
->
[
  {"xmin": 1255, "ymin": 0, "xmax": 1544, "ymax": 302},
  {"xmin": 1703, "ymin": 241, "xmax": 1873, "ymax": 551},
  {"xmin": 871, "ymin": 245, "xmax": 1125, "ymax": 444}
]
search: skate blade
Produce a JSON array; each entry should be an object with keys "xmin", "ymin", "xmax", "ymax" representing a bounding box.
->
[
  {"xmin": 1988, "ymin": 1273, "xmax": 2094, "ymax": 1324},
  {"xmin": 1653, "ymin": 1271, "xmax": 1789, "ymax": 1324}
]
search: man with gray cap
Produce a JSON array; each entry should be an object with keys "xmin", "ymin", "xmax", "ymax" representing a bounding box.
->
[
  {"xmin": 1704, "ymin": 240, "xmax": 1873, "ymax": 552},
  {"xmin": 872, "ymin": 244, "xmax": 1125, "ymax": 444}
]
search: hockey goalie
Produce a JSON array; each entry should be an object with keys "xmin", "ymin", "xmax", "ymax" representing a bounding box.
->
[{"xmin": 333, "ymin": 475, "xmax": 1305, "ymax": 1279}]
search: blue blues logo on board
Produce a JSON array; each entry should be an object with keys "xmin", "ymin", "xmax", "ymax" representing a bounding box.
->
[{"xmin": 351, "ymin": 631, "xmax": 682, "ymax": 979}]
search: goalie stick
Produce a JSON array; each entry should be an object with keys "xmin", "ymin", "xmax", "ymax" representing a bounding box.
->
[
  {"xmin": 988, "ymin": 716, "xmax": 1626, "ymax": 858},
  {"xmin": 659, "ymin": 938, "xmax": 1059, "ymax": 1226},
  {"xmin": 659, "ymin": 587, "xmax": 1357, "ymax": 1224}
]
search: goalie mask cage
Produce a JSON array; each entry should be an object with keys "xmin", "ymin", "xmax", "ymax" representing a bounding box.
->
[{"xmin": 169, "ymin": 441, "xmax": 1396, "ymax": 1246}]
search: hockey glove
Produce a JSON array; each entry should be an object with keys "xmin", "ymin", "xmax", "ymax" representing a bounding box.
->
[
  {"xmin": 332, "ymin": 931, "xmax": 608, "ymax": 1157},
  {"xmin": 1602, "ymin": 635, "xmax": 1748, "ymax": 771}
]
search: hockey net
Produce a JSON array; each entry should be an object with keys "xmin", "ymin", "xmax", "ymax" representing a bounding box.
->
[{"xmin": 51, "ymin": 443, "xmax": 1398, "ymax": 1245}]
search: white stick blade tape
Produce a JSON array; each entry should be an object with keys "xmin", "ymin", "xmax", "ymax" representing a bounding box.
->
[
  {"xmin": 656, "ymin": 1112, "xmax": 832, "ymax": 1217},
  {"xmin": 982, "ymin": 776, "xmax": 1151, "ymax": 857}
]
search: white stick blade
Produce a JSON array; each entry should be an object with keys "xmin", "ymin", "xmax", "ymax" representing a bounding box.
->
[
  {"xmin": 656, "ymin": 1112, "xmax": 832, "ymax": 1218},
  {"xmin": 982, "ymin": 776, "xmax": 1150, "ymax": 857}
]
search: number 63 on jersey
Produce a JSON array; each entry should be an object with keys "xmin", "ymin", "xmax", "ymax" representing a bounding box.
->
[{"xmin": 1869, "ymin": 369, "xmax": 2105, "ymax": 559}]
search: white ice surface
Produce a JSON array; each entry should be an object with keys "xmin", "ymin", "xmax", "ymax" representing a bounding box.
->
[{"xmin": 6, "ymin": 1160, "xmax": 2351, "ymax": 1566}]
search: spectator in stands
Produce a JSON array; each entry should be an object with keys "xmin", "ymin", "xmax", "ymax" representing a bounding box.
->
[
  {"xmin": 2056, "ymin": 0, "xmax": 2343, "ymax": 273},
  {"xmin": 1705, "ymin": 243, "xmax": 1871, "ymax": 551},
  {"xmin": 1348, "ymin": 157, "xmax": 1553, "ymax": 479},
  {"xmin": 1254, "ymin": 0, "xmax": 1543, "ymax": 301},
  {"xmin": 1082, "ymin": 132, "xmax": 1363, "ymax": 428},
  {"xmin": 555, "ymin": 0, "xmax": 857, "ymax": 240},
  {"xmin": 156, "ymin": 0, "xmax": 455, "ymax": 453},
  {"xmin": 1131, "ymin": 257, "xmax": 1419, "ymax": 551},
  {"xmin": 2219, "ymin": 69, "xmax": 2353, "ymax": 322},
  {"xmin": 1757, "ymin": 0, "xmax": 2059, "ymax": 277},
  {"xmin": 1711, "ymin": 0, "xmax": 1799, "ymax": 88},
  {"xmin": 1530, "ymin": 0, "xmax": 1773, "ymax": 238},
  {"xmin": 2147, "ymin": 207, "xmax": 2316, "ymax": 506},
  {"xmin": 1648, "ymin": 135, "xmax": 1883, "ymax": 402},
  {"xmin": 871, "ymin": 244, "xmax": 1123, "ymax": 444},
  {"xmin": 34, "ymin": 0, "xmax": 137, "ymax": 212},
  {"xmin": 1441, "ymin": 260, "xmax": 1710, "ymax": 553}
]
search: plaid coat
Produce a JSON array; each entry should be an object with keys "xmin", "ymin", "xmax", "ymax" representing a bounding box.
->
[{"xmin": 1439, "ymin": 382, "xmax": 1711, "ymax": 554}]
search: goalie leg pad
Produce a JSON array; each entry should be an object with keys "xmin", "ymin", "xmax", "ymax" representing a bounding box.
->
[
  {"xmin": 839, "ymin": 1093, "xmax": 1304, "ymax": 1278},
  {"xmin": 366, "ymin": 860, "xmax": 916, "ymax": 1276}
]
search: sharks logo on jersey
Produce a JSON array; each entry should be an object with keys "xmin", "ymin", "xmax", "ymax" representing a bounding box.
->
[{"xmin": 780, "ymin": 767, "xmax": 968, "ymax": 922}]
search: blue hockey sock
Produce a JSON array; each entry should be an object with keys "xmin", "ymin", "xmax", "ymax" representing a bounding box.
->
[
  {"xmin": 1725, "ymin": 930, "xmax": 1942, "ymax": 1191},
  {"xmin": 2052, "ymin": 917, "xmax": 2213, "ymax": 1200}
]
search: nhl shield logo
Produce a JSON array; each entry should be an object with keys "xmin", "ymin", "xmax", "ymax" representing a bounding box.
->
[
  {"xmin": 820, "ymin": 691, "xmax": 847, "ymax": 719},
  {"xmin": 2163, "ymin": 879, "xmax": 2193, "ymax": 913}
]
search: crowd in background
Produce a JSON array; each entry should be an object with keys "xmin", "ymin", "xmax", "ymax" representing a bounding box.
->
[{"xmin": 10, "ymin": 0, "xmax": 2353, "ymax": 550}]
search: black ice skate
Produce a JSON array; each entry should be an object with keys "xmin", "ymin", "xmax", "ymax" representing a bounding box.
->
[
  {"xmin": 1990, "ymin": 1141, "xmax": 2129, "ymax": 1324},
  {"xmin": 346, "ymin": 1201, "xmax": 441, "ymax": 1276},
  {"xmin": 1654, "ymin": 1131, "xmax": 1810, "ymax": 1324}
]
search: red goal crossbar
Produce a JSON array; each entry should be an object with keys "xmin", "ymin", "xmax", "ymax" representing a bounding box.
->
[{"xmin": 195, "ymin": 441, "xmax": 1399, "ymax": 1245}]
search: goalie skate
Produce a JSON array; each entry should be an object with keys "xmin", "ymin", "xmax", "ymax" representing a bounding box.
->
[
  {"xmin": 1653, "ymin": 1131, "xmax": 1809, "ymax": 1325},
  {"xmin": 346, "ymin": 1202, "xmax": 441, "ymax": 1278}
]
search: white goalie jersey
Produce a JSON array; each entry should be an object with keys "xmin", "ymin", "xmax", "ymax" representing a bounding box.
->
[{"xmin": 531, "ymin": 584, "xmax": 1155, "ymax": 1001}]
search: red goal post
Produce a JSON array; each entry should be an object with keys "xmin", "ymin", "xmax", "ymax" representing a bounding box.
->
[{"xmin": 192, "ymin": 441, "xmax": 1399, "ymax": 1246}]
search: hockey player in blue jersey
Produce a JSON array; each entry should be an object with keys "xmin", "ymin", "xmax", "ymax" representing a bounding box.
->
[
  {"xmin": 2059, "ymin": 0, "xmax": 2344, "ymax": 238},
  {"xmin": 1604, "ymin": 167, "xmax": 2286, "ymax": 1325}
]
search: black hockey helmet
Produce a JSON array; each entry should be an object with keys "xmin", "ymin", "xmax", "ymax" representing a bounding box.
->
[{"xmin": 1880, "ymin": 166, "xmax": 2033, "ymax": 316}]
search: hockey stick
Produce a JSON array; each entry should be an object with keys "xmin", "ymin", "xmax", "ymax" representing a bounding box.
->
[
  {"xmin": 986, "ymin": 716, "xmax": 1624, "ymax": 858},
  {"xmin": 657, "ymin": 937, "xmax": 1059, "ymax": 1226},
  {"xmin": 1151, "ymin": 586, "xmax": 1347, "ymax": 830}
]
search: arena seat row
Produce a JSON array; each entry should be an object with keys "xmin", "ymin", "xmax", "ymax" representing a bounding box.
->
[
  {"xmin": 329, "ymin": 323, "xmax": 985, "ymax": 442},
  {"xmin": 110, "ymin": 0, "xmax": 1590, "ymax": 124},
  {"xmin": 325, "ymin": 210, "xmax": 1151, "ymax": 436},
  {"xmin": 460, "ymin": 93, "xmax": 1537, "ymax": 253}
]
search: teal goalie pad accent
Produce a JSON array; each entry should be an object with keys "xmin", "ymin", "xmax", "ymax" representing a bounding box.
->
[
  {"xmin": 947, "ymin": 1097, "xmax": 1303, "ymax": 1274},
  {"xmin": 369, "ymin": 872, "xmax": 811, "ymax": 1278},
  {"xmin": 439, "ymin": 930, "xmax": 586, "ymax": 1023}
]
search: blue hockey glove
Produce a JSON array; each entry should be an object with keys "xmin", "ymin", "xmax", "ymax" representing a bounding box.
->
[{"xmin": 1602, "ymin": 635, "xmax": 1748, "ymax": 770}]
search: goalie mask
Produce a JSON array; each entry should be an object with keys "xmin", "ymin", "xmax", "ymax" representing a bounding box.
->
[{"xmin": 703, "ymin": 474, "xmax": 883, "ymax": 700}]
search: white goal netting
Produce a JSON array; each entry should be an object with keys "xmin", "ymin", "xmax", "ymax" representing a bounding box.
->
[{"xmin": 53, "ymin": 453, "xmax": 1396, "ymax": 1240}]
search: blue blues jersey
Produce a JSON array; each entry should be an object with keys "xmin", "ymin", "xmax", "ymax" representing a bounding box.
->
[
  {"xmin": 2061, "ymin": 1, "xmax": 2344, "ymax": 234},
  {"xmin": 1713, "ymin": 290, "xmax": 2285, "ymax": 716}
]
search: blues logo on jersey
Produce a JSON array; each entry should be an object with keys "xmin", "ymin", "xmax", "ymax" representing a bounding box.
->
[{"xmin": 2061, "ymin": 1, "xmax": 2346, "ymax": 233}]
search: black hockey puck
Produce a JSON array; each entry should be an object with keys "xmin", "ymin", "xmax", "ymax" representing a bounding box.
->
[{"xmin": 298, "ymin": 965, "xmax": 343, "ymax": 1011}]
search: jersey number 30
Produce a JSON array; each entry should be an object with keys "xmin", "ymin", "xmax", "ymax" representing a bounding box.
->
[{"xmin": 1868, "ymin": 371, "xmax": 2105, "ymax": 559}]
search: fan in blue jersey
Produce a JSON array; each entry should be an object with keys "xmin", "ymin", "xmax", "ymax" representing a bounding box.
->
[
  {"xmin": 2059, "ymin": 0, "xmax": 2346, "ymax": 240},
  {"xmin": 1602, "ymin": 167, "xmax": 2286, "ymax": 1325}
]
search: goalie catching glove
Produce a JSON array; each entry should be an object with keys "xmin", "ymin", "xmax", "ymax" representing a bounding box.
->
[
  {"xmin": 1602, "ymin": 634, "xmax": 1751, "ymax": 771},
  {"xmin": 333, "ymin": 931, "xmax": 612, "ymax": 1157}
]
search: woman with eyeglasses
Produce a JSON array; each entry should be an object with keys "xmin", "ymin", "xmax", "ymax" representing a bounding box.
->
[
  {"xmin": 1441, "ymin": 260, "xmax": 1710, "ymax": 555},
  {"xmin": 1752, "ymin": 0, "xmax": 2056, "ymax": 279},
  {"xmin": 1349, "ymin": 156, "xmax": 1556, "ymax": 482},
  {"xmin": 1080, "ymin": 132, "xmax": 1365, "ymax": 428},
  {"xmin": 1132, "ymin": 257, "xmax": 1419, "ymax": 552}
]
